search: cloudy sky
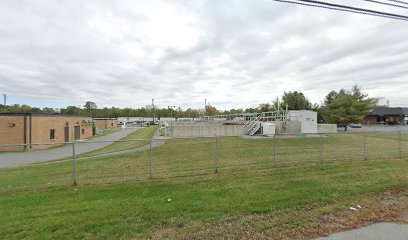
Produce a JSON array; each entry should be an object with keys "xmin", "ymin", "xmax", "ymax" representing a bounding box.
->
[{"xmin": 0, "ymin": 0, "xmax": 407, "ymax": 110}]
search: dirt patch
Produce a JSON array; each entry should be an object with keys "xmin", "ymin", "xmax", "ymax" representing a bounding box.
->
[{"xmin": 151, "ymin": 190, "xmax": 408, "ymax": 240}]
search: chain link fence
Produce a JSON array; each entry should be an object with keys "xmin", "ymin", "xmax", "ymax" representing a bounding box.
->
[{"xmin": 1, "ymin": 131, "xmax": 407, "ymax": 189}]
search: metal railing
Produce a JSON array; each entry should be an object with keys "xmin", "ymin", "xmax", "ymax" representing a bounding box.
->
[{"xmin": 198, "ymin": 110, "xmax": 290, "ymax": 122}]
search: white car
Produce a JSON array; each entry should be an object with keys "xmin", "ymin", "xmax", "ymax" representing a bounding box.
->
[{"xmin": 349, "ymin": 123, "xmax": 362, "ymax": 128}]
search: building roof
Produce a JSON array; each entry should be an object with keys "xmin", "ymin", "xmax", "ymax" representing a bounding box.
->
[
  {"xmin": 0, "ymin": 113, "xmax": 91, "ymax": 118},
  {"xmin": 367, "ymin": 107, "xmax": 406, "ymax": 116}
]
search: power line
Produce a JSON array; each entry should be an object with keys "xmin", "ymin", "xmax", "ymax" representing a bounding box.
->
[
  {"xmin": 296, "ymin": 0, "xmax": 408, "ymax": 19},
  {"xmin": 362, "ymin": 0, "xmax": 408, "ymax": 10},
  {"xmin": 382, "ymin": 0, "xmax": 408, "ymax": 6},
  {"xmin": 271, "ymin": 0, "xmax": 408, "ymax": 20},
  {"xmin": 271, "ymin": 0, "xmax": 408, "ymax": 21}
]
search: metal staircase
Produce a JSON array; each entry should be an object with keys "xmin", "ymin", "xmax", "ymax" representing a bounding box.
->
[
  {"xmin": 243, "ymin": 110, "xmax": 289, "ymax": 135},
  {"xmin": 243, "ymin": 116, "xmax": 262, "ymax": 135}
]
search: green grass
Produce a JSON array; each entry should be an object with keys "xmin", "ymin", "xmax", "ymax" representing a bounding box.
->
[
  {"xmin": 78, "ymin": 126, "xmax": 159, "ymax": 157},
  {"xmin": 0, "ymin": 160, "xmax": 407, "ymax": 239},
  {"xmin": 0, "ymin": 132, "xmax": 407, "ymax": 239},
  {"xmin": 90, "ymin": 129, "xmax": 120, "ymax": 139}
]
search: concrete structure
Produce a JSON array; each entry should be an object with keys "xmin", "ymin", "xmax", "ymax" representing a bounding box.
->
[
  {"xmin": 94, "ymin": 118, "xmax": 118, "ymax": 130},
  {"xmin": 317, "ymin": 124, "xmax": 337, "ymax": 133},
  {"xmin": 0, "ymin": 113, "xmax": 93, "ymax": 151},
  {"xmin": 243, "ymin": 110, "xmax": 318, "ymax": 135},
  {"xmin": 164, "ymin": 110, "xmax": 330, "ymax": 137},
  {"xmin": 287, "ymin": 110, "xmax": 318, "ymax": 133},
  {"xmin": 260, "ymin": 122, "xmax": 275, "ymax": 135},
  {"xmin": 164, "ymin": 121, "xmax": 245, "ymax": 137},
  {"xmin": 271, "ymin": 121, "xmax": 302, "ymax": 134}
]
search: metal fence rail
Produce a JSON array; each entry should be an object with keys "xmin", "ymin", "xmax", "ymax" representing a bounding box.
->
[{"xmin": 0, "ymin": 131, "xmax": 407, "ymax": 188}]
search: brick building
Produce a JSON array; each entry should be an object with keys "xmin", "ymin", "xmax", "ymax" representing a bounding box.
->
[
  {"xmin": 93, "ymin": 118, "xmax": 118, "ymax": 130},
  {"xmin": 0, "ymin": 113, "xmax": 94, "ymax": 151}
]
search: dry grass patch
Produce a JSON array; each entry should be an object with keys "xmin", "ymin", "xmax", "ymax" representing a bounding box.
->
[{"xmin": 154, "ymin": 190, "xmax": 408, "ymax": 240}]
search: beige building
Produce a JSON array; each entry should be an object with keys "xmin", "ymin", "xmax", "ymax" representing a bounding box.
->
[
  {"xmin": 93, "ymin": 118, "xmax": 118, "ymax": 130},
  {"xmin": 0, "ymin": 113, "xmax": 94, "ymax": 151}
]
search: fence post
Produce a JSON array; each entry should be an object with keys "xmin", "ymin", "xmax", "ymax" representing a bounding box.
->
[
  {"xmin": 320, "ymin": 133, "xmax": 323, "ymax": 164},
  {"xmin": 398, "ymin": 131, "xmax": 402, "ymax": 159},
  {"xmin": 149, "ymin": 140, "xmax": 153, "ymax": 179},
  {"xmin": 273, "ymin": 134, "xmax": 277, "ymax": 166},
  {"xmin": 72, "ymin": 142, "xmax": 77, "ymax": 186},
  {"xmin": 215, "ymin": 136, "xmax": 219, "ymax": 173},
  {"xmin": 363, "ymin": 132, "xmax": 367, "ymax": 161}
]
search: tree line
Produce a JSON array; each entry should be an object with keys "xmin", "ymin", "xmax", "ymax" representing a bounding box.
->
[{"xmin": 0, "ymin": 85, "xmax": 378, "ymax": 128}]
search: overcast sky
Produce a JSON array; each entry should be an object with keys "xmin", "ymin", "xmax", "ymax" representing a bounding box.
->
[{"xmin": 0, "ymin": 0, "xmax": 407, "ymax": 110}]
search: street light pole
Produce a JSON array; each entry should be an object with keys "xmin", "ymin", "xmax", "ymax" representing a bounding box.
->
[{"xmin": 167, "ymin": 105, "xmax": 176, "ymax": 121}]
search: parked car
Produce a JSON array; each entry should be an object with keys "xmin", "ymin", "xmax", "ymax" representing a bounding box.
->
[{"xmin": 349, "ymin": 123, "xmax": 362, "ymax": 128}]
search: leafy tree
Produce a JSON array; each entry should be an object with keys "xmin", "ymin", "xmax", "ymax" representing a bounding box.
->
[
  {"xmin": 244, "ymin": 107, "xmax": 257, "ymax": 113},
  {"xmin": 42, "ymin": 107, "xmax": 55, "ymax": 114},
  {"xmin": 205, "ymin": 104, "xmax": 219, "ymax": 116},
  {"xmin": 84, "ymin": 101, "xmax": 98, "ymax": 110},
  {"xmin": 311, "ymin": 103, "xmax": 324, "ymax": 123},
  {"xmin": 61, "ymin": 106, "xmax": 83, "ymax": 115},
  {"xmin": 321, "ymin": 85, "xmax": 377, "ymax": 131},
  {"xmin": 281, "ymin": 91, "xmax": 312, "ymax": 110},
  {"xmin": 258, "ymin": 103, "xmax": 273, "ymax": 112}
]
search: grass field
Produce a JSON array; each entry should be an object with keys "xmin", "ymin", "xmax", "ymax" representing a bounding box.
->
[
  {"xmin": 78, "ymin": 126, "xmax": 159, "ymax": 157},
  {"xmin": 90, "ymin": 129, "xmax": 120, "ymax": 139},
  {"xmin": 0, "ymin": 132, "xmax": 407, "ymax": 239}
]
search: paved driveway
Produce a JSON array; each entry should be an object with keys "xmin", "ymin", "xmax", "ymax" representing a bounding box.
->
[{"xmin": 0, "ymin": 128, "xmax": 139, "ymax": 168}]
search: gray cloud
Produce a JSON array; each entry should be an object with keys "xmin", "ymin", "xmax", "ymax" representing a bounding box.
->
[{"xmin": 0, "ymin": 0, "xmax": 407, "ymax": 110}]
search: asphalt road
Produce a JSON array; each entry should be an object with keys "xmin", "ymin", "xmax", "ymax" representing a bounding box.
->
[
  {"xmin": 314, "ymin": 222, "xmax": 408, "ymax": 240},
  {"xmin": 338, "ymin": 125, "xmax": 408, "ymax": 133},
  {"xmin": 0, "ymin": 128, "xmax": 139, "ymax": 168}
]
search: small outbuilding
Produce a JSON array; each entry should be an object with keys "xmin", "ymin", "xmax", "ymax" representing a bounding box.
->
[{"xmin": 364, "ymin": 107, "xmax": 407, "ymax": 125}]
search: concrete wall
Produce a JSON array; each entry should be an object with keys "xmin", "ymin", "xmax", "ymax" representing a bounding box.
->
[
  {"xmin": 271, "ymin": 121, "xmax": 302, "ymax": 134},
  {"xmin": 317, "ymin": 124, "xmax": 337, "ymax": 134},
  {"xmin": 165, "ymin": 121, "xmax": 304, "ymax": 136},
  {"xmin": 165, "ymin": 122, "xmax": 244, "ymax": 137}
]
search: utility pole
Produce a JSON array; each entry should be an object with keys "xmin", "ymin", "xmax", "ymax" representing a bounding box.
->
[
  {"xmin": 2, "ymin": 93, "xmax": 6, "ymax": 106},
  {"xmin": 152, "ymin": 98, "xmax": 155, "ymax": 124}
]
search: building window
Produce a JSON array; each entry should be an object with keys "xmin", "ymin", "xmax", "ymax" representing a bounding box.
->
[
  {"xmin": 50, "ymin": 129, "xmax": 55, "ymax": 140},
  {"xmin": 82, "ymin": 129, "xmax": 85, "ymax": 135}
]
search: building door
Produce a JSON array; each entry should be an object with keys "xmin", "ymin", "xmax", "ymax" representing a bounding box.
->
[
  {"xmin": 64, "ymin": 127, "xmax": 69, "ymax": 142},
  {"xmin": 74, "ymin": 126, "xmax": 80, "ymax": 140}
]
